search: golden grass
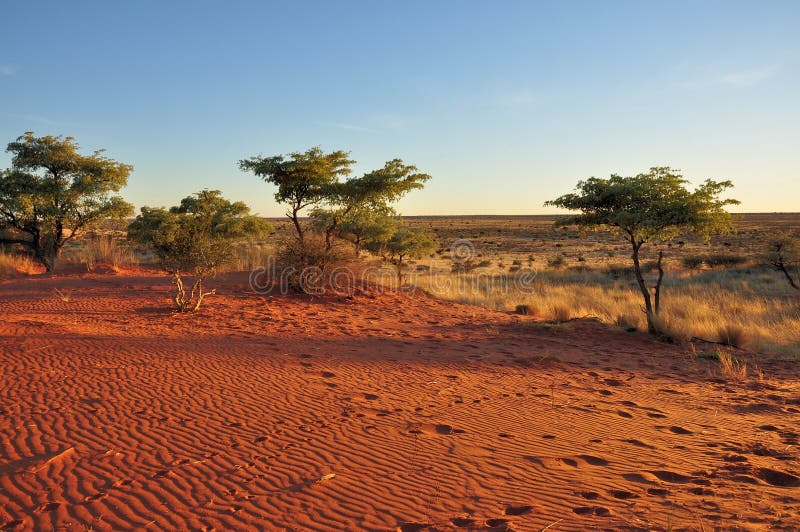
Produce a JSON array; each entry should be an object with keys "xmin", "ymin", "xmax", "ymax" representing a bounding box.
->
[
  {"xmin": 411, "ymin": 267, "xmax": 800, "ymax": 356},
  {"xmin": 0, "ymin": 250, "xmax": 37, "ymax": 276},
  {"xmin": 717, "ymin": 351, "xmax": 749, "ymax": 380}
]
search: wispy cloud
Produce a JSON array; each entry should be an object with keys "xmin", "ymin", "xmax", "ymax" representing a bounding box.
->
[
  {"xmin": 0, "ymin": 111, "xmax": 76, "ymax": 127},
  {"xmin": 718, "ymin": 64, "xmax": 780, "ymax": 87},
  {"xmin": 316, "ymin": 113, "xmax": 415, "ymax": 133},
  {"xmin": 315, "ymin": 120, "xmax": 375, "ymax": 133},
  {"xmin": 676, "ymin": 63, "xmax": 780, "ymax": 89},
  {"xmin": 496, "ymin": 88, "xmax": 539, "ymax": 108},
  {"xmin": 0, "ymin": 65, "xmax": 17, "ymax": 77}
]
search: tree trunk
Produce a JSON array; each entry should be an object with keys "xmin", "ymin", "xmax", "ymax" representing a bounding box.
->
[
  {"xmin": 354, "ymin": 237, "xmax": 362, "ymax": 257},
  {"xmin": 630, "ymin": 238, "xmax": 655, "ymax": 334},
  {"xmin": 776, "ymin": 261, "xmax": 799, "ymax": 290},
  {"xmin": 173, "ymin": 272, "xmax": 187, "ymax": 311},
  {"xmin": 396, "ymin": 255, "xmax": 404, "ymax": 286},
  {"xmin": 290, "ymin": 208, "xmax": 304, "ymax": 244},
  {"xmin": 654, "ymin": 250, "xmax": 665, "ymax": 313}
]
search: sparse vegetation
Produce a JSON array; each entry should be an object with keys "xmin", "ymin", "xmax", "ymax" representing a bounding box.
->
[
  {"xmin": 128, "ymin": 190, "xmax": 273, "ymax": 311},
  {"xmin": 546, "ymin": 167, "xmax": 739, "ymax": 335}
]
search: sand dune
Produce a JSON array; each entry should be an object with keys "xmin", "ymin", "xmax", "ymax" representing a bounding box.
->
[{"xmin": 1, "ymin": 269, "xmax": 799, "ymax": 531}]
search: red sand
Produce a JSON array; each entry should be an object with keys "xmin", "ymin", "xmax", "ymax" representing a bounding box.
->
[{"xmin": 1, "ymin": 269, "xmax": 799, "ymax": 531}]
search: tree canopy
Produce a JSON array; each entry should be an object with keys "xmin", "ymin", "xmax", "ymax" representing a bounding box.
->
[
  {"xmin": 128, "ymin": 189, "xmax": 273, "ymax": 311},
  {"xmin": 238, "ymin": 147, "xmax": 354, "ymax": 242},
  {"xmin": 0, "ymin": 132, "xmax": 133, "ymax": 270},
  {"xmin": 546, "ymin": 167, "xmax": 738, "ymax": 245}
]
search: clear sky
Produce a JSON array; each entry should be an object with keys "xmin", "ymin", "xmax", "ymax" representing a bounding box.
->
[{"xmin": 1, "ymin": 1, "xmax": 798, "ymax": 216}]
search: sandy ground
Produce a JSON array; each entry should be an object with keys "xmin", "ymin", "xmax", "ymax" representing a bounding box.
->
[{"xmin": 1, "ymin": 268, "xmax": 799, "ymax": 531}]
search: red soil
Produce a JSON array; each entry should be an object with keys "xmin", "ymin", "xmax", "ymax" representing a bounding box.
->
[{"xmin": 1, "ymin": 268, "xmax": 799, "ymax": 531}]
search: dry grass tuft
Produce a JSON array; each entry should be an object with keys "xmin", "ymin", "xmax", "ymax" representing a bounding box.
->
[
  {"xmin": 717, "ymin": 351, "xmax": 748, "ymax": 380},
  {"xmin": 514, "ymin": 304, "xmax": 537, "ymax": 316},
  {"xmin": 651, "ymin": 314, "xmax": 691, "ymax": 345},
  {"xmin": 549, "ymin": 303, "xmax": 571, "ymax": 322},
  {"xmin": 73, "ymin": 234, "xmax": 137, "ymax": 271},
  {"xmin": 717, "ymin": 323, "xmax": 751, "ymax": 348},
  {"xmin": 615, "ymin": 313, "xmax": 640, "ymax": 332},
  {"xmin": 0, "ymin": 250, "xmax": 37, "ymax": 276}
]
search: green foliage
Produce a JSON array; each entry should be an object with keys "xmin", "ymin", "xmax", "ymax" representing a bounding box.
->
[
  {"xmin": 312, "ymin": 206, "xmax": 398, "ymax": 255},
  {"xmin": 0, "ymin": 132, "xmax": 134, "ymax": 270},
  {"xmin": 241, "ymin": 147, "xmax": 430, "ymax": 253},
  {"xmin": 546, "ymin": 167, "xmax": 738, "ymax": 334},
  {"xmin": 128, "ymin": 189, "xmax": 273, "ymax": 311},
  {"xmin": 378, "ymin": 228, "xmax": 438, "ymax": 282},
  {"xmin": 239, "ymin": 147, "xmax": 354, "ymax": 241},
  {"xmin": 545, "ymin": 167, "xmax": 739, "ymax": 244}
]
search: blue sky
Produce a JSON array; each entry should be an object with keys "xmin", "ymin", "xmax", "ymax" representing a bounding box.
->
[{"xmin": 1, "ymin": 1, "xmax": 798, "ymax": 215}]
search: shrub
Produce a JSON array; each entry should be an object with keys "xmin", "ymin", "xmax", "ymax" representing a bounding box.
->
[
  {"xmin": 515, "ymin": 304, "xmax": 537, "ymax": 316},
  {"xmin": 547, "ymin": 255, "xmax": 565, "ymax": 268},
  {"xmin": 682, "ymin": 255, "xmax": 705, "ymax": 269},
  {"xmin": 128, "ymin": 190, "xmax": 272, "ymax": 311},
  {"xmin": 705, "ymin": 254, "xmax": 747, "ymax": 268}
]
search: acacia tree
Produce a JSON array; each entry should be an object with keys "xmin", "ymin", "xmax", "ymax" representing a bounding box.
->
[
  {"xmin": 315, "ymin": 159, "xmax": 430, "ymax": 251},
  {"xmin": 0, "ymin": 132, "xmax": 133, "ymax": 271},
  {"xmin": 335, "ymin": 208, "xmax": 398, "ymax": 256},
  {"xmin": 375, "ymin": 227, "xmax": 438, "ymax": 284},
  {"xmin": 128, "ymin": 190, "xmax": 273, "ymax": 312},
  {"xmin": 546, "ymin": 167, "xmax": 738, "ymax": 335},
  {"xmin": 767, "ymin": 236, "xmax": 799, "ymax": 290},
  {"xmin": 238, "ymin": 147, "xmax": 354, "ymax": 244}
]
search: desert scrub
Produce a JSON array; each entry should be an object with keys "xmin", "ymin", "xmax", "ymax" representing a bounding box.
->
[{"xmin": 410, "ymin": 267, "xmax": 800, "ymax": 355}]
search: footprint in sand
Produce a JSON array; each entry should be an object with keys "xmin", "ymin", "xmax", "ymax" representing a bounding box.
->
[
  {"xmin": 609, "ymin": 489, "xmax": 637, "ymax": 499},
  {"xmin": 647, "ymin": 470, "xmax": 694, "ymax": 483},
  {"xmin": 689, "ymin": 487, "xmax": 715, "ymax": 496},
  {"xmin": 450, "ymin": 516, "xmax": 477, "ymax": 527},
  {"xmin": 398, "ymin": 523, "xmax": 433, "ymax": 532},
  {"xmin": 669, "ymin": 426, "xmax": 694, "ymax": 435},
  {"xmin": 576, "ymin": 454, "xmax": 610, "ymax": 466},
  {"xmin": 581, "ymin": 491, "xmax": 600, "ymax": 500},
  {"xmin": 572, "ymin": 506, "xmax": 611, "ymax": 517},
  {"xmin": 364, "ymin": 393, "xmax": 379, "ymax": 401},
  {"xmin": 617, "ymin": 410, "xmax": 633, "ymax": 418},
  {"xmin": 504, "ymin": 504, "xmax": 533, "ymax": 516},
  {"xmin": 647, "ymin": 487, "xmax": 670, "ymax": 496},
  {"xmin": 756, "ymin": 468, "xmax": 800, "ymax": 487},
  {"xmin": 35, "ymin": 502, "xmax": 61, "ymax": 512},
  {"xmin": 622, "ymin": 438, "xmax": 655, "ymax": 449},
  {"xmin": 408, "ymin": 423, "xmax": 464, "ymax": 436}
]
